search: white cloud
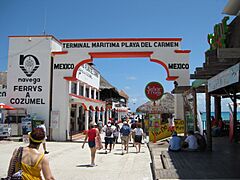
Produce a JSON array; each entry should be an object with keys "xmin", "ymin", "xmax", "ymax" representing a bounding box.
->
[
  {"xmin": 124, "ymin": 86, "xmax": 131, "ymax": 90},
  {"xmin": 126, "ymin": 76, "xmax": 137, "ymax": 80}
]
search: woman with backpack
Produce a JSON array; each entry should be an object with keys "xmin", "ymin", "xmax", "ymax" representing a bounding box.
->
[{"xmin": 103, "ymin": 122, "xmax": 114, "ymax": 154}]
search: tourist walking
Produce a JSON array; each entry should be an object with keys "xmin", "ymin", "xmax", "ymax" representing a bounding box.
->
[
  {"xmin": 103, "ymin": 122, "xmax": 114, "ymax": 153},
  {"xmin": 37, "ymin": 121, "xmax": 49, "ymax": 154},
  {"xmin": 133, "ymin": 123, "xmax": 144, "ymax": 153},
  {"xmin": 168, "ymin": 131, "xmax": 182, "ymax": 152},
  {"xmin": 113, "ymin": 122, "xmax": 120, "ymax": 149},
  {"xmin": 82, "ymin": 122, "xmax": 99, "ymax": 167},
  {"xmin": 120, "ymin": 121, "xmax": 131, "ymax": 154},
  {"xmin": 5, "ymin": 127, "xmax": 55, "ymax": 180}
]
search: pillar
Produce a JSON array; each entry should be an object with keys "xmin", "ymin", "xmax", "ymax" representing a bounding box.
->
[
  {"xmin": 89, "ymin": 86, "xmax": 92, "ymax": 99},
  {"xmin": 76, "ymin": 104, "xmax": 79, "ymax": 131},
  {"xmin": 85, "ymin": 110, "xmax": 89, "ymax": 130},
  {"xmin": 206, "ymin": 85, "xmax": 212, "ymax": 151},
  {"xmin": 69, "ymin": 81, "xmax": 72, "ymax": 93},
  {"xmin": 83, "ymin": 84, "xmax": 86, "ymax": 97},
  {"xmin": 92, "ymin": 110, "xmax": 95, "ymax": 123},
  {"xmin": 77, "ymin": 81, "xmax": 80, "ymax": 95},
  {"xmin": 214, "ymin": 96, "xmax": 221, "ymax": 121},
  {"xmin": 233, "ymin": 91, "xmax": 238, "ymax": 143},
  {"xmin": 94, "ymin": 89, "xmax": 97, "ymax": 99},
  {"xmin": 193, "ymin": 88, "xmax": 198, "ymax": 131},
  {"xmin": 102, "ymin": 111, "xmax": 105, "ymax": 126},
  {"xmin": 174, "ymin": 94, "xmax": 185, "ymax": 120},
  {"xmin": 97, "ymin": 111, "xmax": 100, "ymax": 122}
]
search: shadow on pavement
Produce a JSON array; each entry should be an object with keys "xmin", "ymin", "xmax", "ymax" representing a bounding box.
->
[{"xmin": 76, "ymin": 164, "xmax": 94, "ymax": 168}]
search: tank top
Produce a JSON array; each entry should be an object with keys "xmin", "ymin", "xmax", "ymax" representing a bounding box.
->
[
  {"xmin": 21, "ymin": 154, "xmax": 44, "ymax": 180},
  {"xmin": 88, "ymin": 128, "xmax": 97, "ymax": 142}
]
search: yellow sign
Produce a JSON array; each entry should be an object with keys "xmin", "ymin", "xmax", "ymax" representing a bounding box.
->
[{"xmin": 149, "ymin": 119, "xmax": 184, "ymax": 142}]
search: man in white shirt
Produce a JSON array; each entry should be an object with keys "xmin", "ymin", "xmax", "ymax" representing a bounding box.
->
[{"xmin": 184, "ymin": 130, "xmax": 198, "ymax": 151}]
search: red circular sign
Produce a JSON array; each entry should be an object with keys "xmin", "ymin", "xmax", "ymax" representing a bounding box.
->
[{"xmin": 145, "ymin": 82, "xmax": 164, "ymax": 101}]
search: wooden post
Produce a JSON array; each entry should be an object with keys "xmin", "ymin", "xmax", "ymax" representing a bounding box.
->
[
  {"xmin": 214, "ymin": 96, "xmax": 221, "ymax": 121},
  {"xmin": 233, "ymin": 90, "xmax": 238, "ymax": 143},
  {"xmin": 193, "ymin": 88, "xmax": 198, "ymax": 132},
  {"xmin": 206, "ymin": 85, "xmax": 212, "ymax": 151}
]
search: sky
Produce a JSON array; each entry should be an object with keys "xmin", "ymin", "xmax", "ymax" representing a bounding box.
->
[{"xmin": 0, "ymin": 0, "xmax": 233, "ymax": 111}]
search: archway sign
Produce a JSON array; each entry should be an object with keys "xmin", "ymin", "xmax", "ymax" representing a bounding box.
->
[
  {"xmin": 54, "ymin": 37, "xmax": 190, "ymax": 131},
  {"xmin": 7, "ymin": 36, "xmax": 190, "ymax": 141}
]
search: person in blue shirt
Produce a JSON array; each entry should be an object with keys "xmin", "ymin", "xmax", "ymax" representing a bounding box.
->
[{"xmin": 168, "ymin": 131, "xmax": 182, "ymax": 152}]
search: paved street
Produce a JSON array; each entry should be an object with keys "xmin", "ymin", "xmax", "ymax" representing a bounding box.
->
[{"xmin": 0, "ymin": 140, "xmax": 152, "ymax": 180}]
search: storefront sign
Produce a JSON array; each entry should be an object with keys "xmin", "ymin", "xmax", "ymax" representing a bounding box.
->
[
  {"xmin": 145, "ymin": 82, "xmax": 164, "ymax": 101},
  {"xmin": 208, "ymin": 63, "xmax": 240, "ymax": 92}
]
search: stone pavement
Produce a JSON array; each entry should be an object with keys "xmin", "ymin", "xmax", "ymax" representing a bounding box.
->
[
  {"xmin": 149, "ymin": 137, "xmax": 240, "ymax": 179},
  {"xmin": 0, "ymin": 140, "xmax": 153, "ymax": 180}
]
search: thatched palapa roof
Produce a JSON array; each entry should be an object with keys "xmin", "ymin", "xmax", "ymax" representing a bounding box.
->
[{"xmin": 136, "ymin": 92, "xmax": 174, "ymax": 114}]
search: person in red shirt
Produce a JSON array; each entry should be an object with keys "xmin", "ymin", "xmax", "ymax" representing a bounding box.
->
[{"xmin": 82, "ymin": 122, "xmax": 99, "ymax": 167}]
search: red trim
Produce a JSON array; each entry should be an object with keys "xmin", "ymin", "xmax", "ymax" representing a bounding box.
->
[
  {"xmin": 150, "ymin": 59, "xmax": 178, "ymax": 81},
  {"xmin": 72, "ymin": 59, "xmax": 93, "ymax": 78},
  {"xmin": 174, "ymin": 50, "xmax": 191, "ymax": 54},
  {"xmin": 89, "ymin": 52, "xmax": 153, "ymax": 58},
  {"xmin": 52, "ymin": 51, "xmax": 68, "ymax": 56},
  {"xmin": 69, "ymin": 93, "xmax": 105, "ymax": 104},
  {"xmin": 9, "ymin": 35, "xmax": 62, "ymax": 45},
  {"xmin": 60, "ymin": 38, "xmax": 182, "ymax": 42},
  {"xmin": 64, "ymin": 77, "xmax": 78, "ymax": 81},
  {"xmin": 82, "ymin": 103, "xmax": 88, "ymax": 111}
]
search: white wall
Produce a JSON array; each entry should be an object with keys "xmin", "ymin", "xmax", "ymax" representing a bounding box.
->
[{"xmin": 7, "ymin": 36, "xmax": 62, "ymax": 137}]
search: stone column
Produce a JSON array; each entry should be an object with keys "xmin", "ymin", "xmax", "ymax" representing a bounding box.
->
[
  {"xmin": 83, "ymin": 84, "xmax": 86, "ymax": 97},
  {"xmin": 77, "ymin": 81, "xmax": 80, "ymax": 95},
  {"xmin": 89, "ymin": 86, "xmax": 92, "ymax": 99},
  {"xmin": 69, "ymin": 81, "xmax": 72, "ymax": 93},
  {"xmin": 92, "ymin": 110, "xmax": 95, "ymax": 123},
  {"xmin": 85, "ymin": 110, "xmax": 89, "ymax": 130},
  {"xmin": 94, "ymin": 89, "xmax": 97, "ymax": 99}
]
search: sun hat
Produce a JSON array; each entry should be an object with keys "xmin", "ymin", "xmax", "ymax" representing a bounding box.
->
[{"xmin": 123, "ymin": 121, "xmax": 127, "ymax": 124}]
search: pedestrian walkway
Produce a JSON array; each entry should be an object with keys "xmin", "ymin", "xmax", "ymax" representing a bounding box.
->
[
  {"xmin": 0, "ymin": 140, "xmax": 152, "ymax": 180},
  {"xmin": 149, "ymin": 136, "xmax": 240, "ymax": 179}
]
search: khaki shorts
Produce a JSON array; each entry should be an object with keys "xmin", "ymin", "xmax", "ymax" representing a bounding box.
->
[{"xmin": 121, "ymin": 136, "xmax": 129, "ymax": 144}]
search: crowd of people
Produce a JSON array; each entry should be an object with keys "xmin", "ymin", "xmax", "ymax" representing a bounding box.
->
[{"xmin": 82, "ymin": 116, "xmax": 145, "ymax": 167}]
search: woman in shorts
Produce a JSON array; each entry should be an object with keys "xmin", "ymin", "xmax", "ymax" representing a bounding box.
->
[
  {"xmin": 133, "ymin": 123, "xmax": 144, "ymax": 153},
  {"xmin": 82, "ymin": 122, "xmax": 99, "ymax": 167}
]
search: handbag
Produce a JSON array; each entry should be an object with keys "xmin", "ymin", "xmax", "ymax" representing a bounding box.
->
[{"xmin": 3, "ymin": 147, "xmax": 23, "ymax": 180}]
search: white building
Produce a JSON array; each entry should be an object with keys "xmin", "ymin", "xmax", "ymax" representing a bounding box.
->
[{"xmin": 6, "ymin": 35, "xmax": 190, "ymax": 141}]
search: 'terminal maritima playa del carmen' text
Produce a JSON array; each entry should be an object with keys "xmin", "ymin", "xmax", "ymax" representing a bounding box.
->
[{"xmin": 62, "ymin": 42, "xmax": 179, "ymax": 48}]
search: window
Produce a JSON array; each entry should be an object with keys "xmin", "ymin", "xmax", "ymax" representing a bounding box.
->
[
  {"xmin": 71, "ymin": 82, "xmax": 77, "ymax": 94},
  {"xmin": 86, "ymin": 88, "xmax": 89, "ymax": 98},
  {"xmin": 91, "ymin": 89, "xmax": 94, "ymax": 99},
  {"xmin": 79, "ymin": 85, "xmax": 84, "ymax": 96}
]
